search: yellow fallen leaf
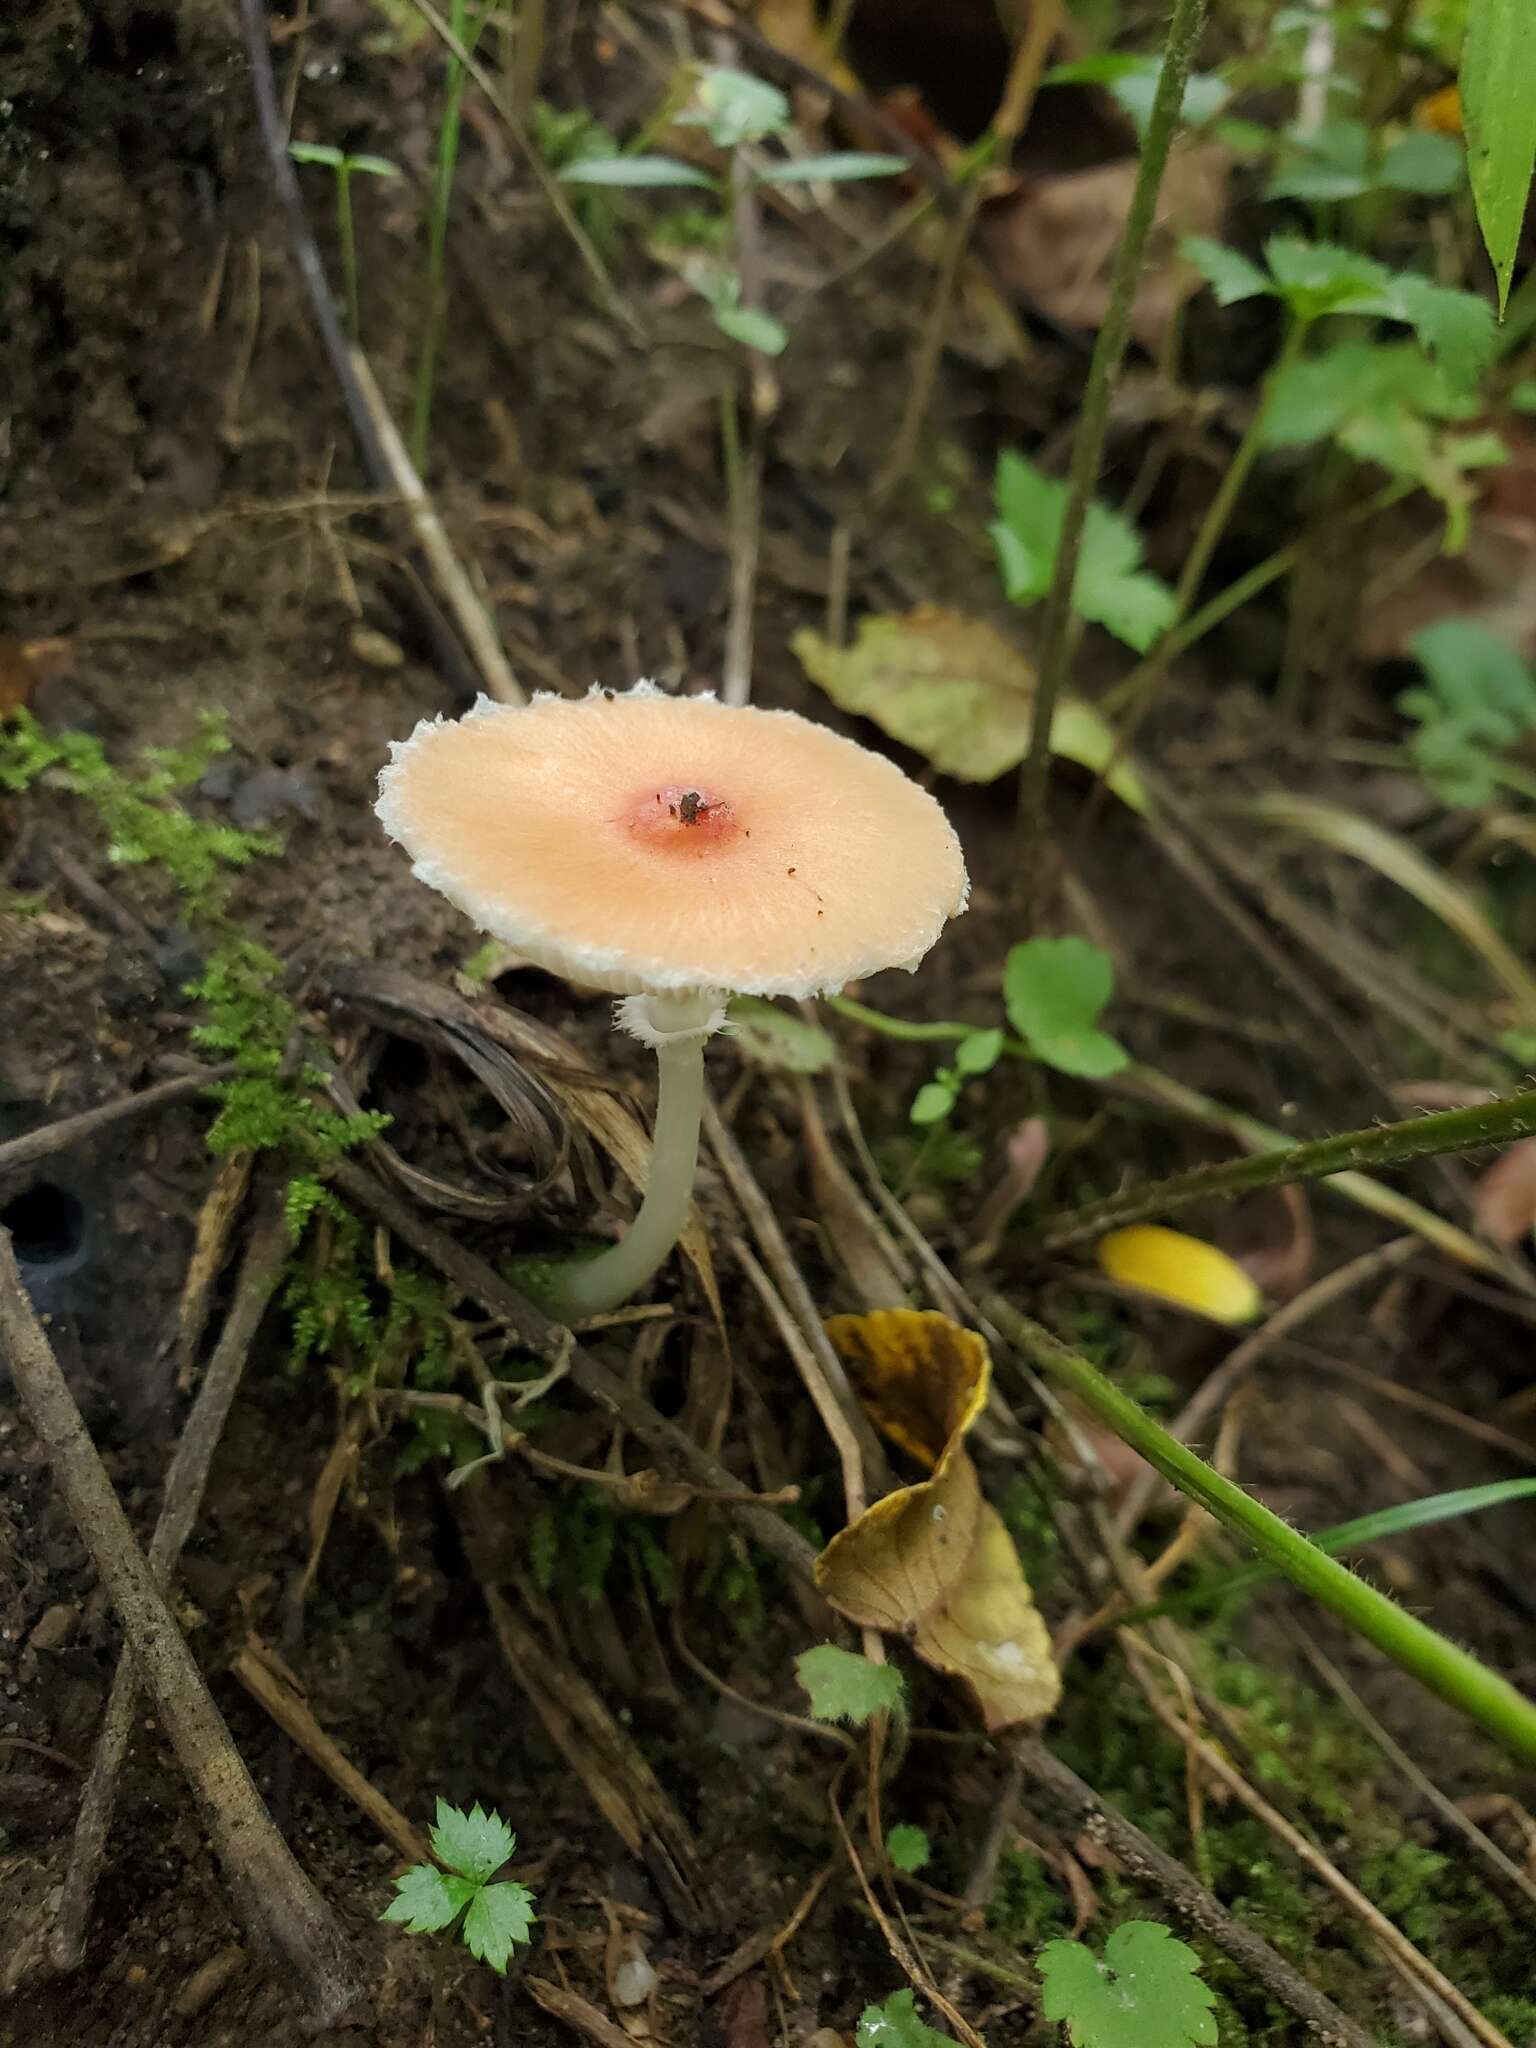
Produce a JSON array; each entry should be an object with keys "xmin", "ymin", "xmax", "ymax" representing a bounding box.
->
[
  {"xmin": 1097, "ymin": 1224, "xmax": 1262, "ymax": 1324},
  {"xmin": 813, "ymin": 1309, "xmax": 1060, "ymax": 1729},
  {"xmin": 825, "ymin": 1308, "xmax": 988, "ymax": 1470},
  {"xmin": 916, "ymin": 1505, "xmax": 1060, "ymax": 1730}
]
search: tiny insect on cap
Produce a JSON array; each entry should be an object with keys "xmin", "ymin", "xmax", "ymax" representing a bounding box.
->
[{"xmin": 375, "ymin": 683, "xmax": 968, "ymax": 999}]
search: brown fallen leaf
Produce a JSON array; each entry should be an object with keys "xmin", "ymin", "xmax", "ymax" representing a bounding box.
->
[
  {"xmin": 813, "ymin": 1309, "xmax": 1060, "ymax": 1730},
  {"xmin": 0, "ymin": 635, "xmax": 73, "ymax": 715},
  {"xmin": 1471, "ymin": 1135, "xmax": 1536, "ymax": 1248},
  {"xmin": 980, "ymin": 139, "xmax": 1231, "ymax": 354}
]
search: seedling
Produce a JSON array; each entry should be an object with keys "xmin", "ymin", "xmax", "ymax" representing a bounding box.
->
[
  {"xmin": 287, "ymin": 141, "xmax": 401, "ymax": 342},
  {"xmin": 856, "ymin": 1990, "xmax": 951, "ymax": 2046},
  {"xmin": 556, "ymin": 65, "xmax": 905, "ymax": 357},
  {"xmin": 991, "ymin": 453, "xmax": 1177, "ymax": 656},
  {"xmin": 795, "ymin": 1643, "xmax": 906, "ymax": 1725},
  {"xmin": 381, "ymin": 1800, "xmax": 536, "ymax": 1974},
  {"xmin": 1398, "ymin": 620, "xmax": 1536, "ymax": 806},
  {"xmin": 884, "ymin": 1823, "xmax": 931, "ymax": 1874},
  {"xmin": 1038, "ymin": 1922, "xmax": 1216, "ymax": 2048},
  {"xmin": 376, "ymin": 683, "xmax": 966, "ymax": 1315},
  {"xmin": 1004, "ymin": 938, "xmax": 1128, "ymax": 1080}
]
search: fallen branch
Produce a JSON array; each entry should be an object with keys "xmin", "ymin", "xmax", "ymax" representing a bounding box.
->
[
  {"xmin": 0, "ymin": 1227, "xmax": 358, "ymax": 2021},
  {"xmin": 1011, "ymin": 1736, "xmax": 1375, "ymax": 2048},
  {"xmin": 0, "ymin": 1066, "xmax": 235, "ymax": 1187}
]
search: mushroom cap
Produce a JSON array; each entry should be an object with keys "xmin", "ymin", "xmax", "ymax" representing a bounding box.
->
[{"xmin": 376, "ymin": 685, "xmax": 968, "ymax": 998}]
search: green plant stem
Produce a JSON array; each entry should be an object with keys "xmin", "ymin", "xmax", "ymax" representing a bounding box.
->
[
  {"xmin": 411, "ymin": 0, "xmax": 471, "ymax": 470},
  {"xmin": 1016, "ymin": 0, "xmax": 1211, "ymax": 852},
  {"xmin": 1042, "ymin": 1086, "xmax": 1536, "ymax": 1250},
  {"xmin": 985, "ymin": 1294, "xmax": 1536, "ymax": 1764},
  {"xmin": 509, "ymin": 0, "xmax": 545, "ymax": 124},
  {"xmin": 827, "ymin": 994, "xmax": 972, "ymax": 1043},
  {"xmin": 1174, "ymin": 313, "xmax": 1310, "ymax": 617},
  {"xmin": 1102, "ymin": 477, "xmax": 1413, "ymax": 714},
  {"xmin": 336, "ymin": 164, "xmax": 360, "ymax": 342}
]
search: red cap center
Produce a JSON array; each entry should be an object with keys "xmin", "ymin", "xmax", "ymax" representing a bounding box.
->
[{"xmin": 622, "ymin": 784, "xmax": 741, "ymax": 855}]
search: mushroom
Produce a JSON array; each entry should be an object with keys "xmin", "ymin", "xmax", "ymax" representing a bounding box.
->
[{"xmin": 376, "ymin": 684, "xmax": 967, "ymax": 1315}]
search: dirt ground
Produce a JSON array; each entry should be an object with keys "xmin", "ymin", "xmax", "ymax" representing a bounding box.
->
[{"xmin": 4, "ymin": 3, "xmax": 1536, "ymax": 2045}]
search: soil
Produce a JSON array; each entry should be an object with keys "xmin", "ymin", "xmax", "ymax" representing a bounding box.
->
[{"xmin": 3, "ymin": 4, "xmax": 1536, "ymax": 2045}]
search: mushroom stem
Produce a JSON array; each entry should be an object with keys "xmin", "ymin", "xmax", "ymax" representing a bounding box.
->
[{"xmin": 552, "ymin": 992, "xmax": 719, "ymax": 1317}]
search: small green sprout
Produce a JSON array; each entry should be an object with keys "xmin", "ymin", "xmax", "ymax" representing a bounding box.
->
[
  {"xmin": 381, "ymin": 1800, "xmax": 536, "ymax": 1975},
  {"xmin": 1004, "ymin": 937, "xmax": 1129, "ymax": 1080},
  {"xmin": 884, "ymin": 1823, "xmax": 931, "ymax": 1874},
  {"xmin": 288, "ymin": 140, "xmax": 401, "ymax": 342},
  {"xmin": 856, "ymin": 1989, "xmax": 951, "ymax": 2045},
  {"xmin": 1038, "ymin": 1922, "xmax": 1217, "ymax": 2048},
  {"xmin": 796, "ymin": 1644, "xmax": 905, "ymax": 1725},
  {"xmin": 910, "ymin": 1027, "xmax": 1003, "ymax": 1128}
]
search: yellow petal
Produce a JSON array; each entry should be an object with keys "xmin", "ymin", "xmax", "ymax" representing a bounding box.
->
[{"xmin": 1097, "ymin": 1224, "xmax": 1262, "ymax": 1324}]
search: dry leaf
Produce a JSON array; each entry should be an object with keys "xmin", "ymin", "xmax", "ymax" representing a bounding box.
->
[
  {"xmin": 1097, "ymin": 1224, "xmax": 1263, "ymax": 1324},
  {"xmin": 915, "ymin": 1505, "xmax": 1060, "ymax": 1730},
  {"xmin": 0, "ymin": 634, "xmax": 72, "ymax": 714},
  {"xmin": 1471, "ymin": 1135, "xmax": 1536, "ymax": 1247},
  {"xmin": 793, "ymin": 605, "xmax": 1146, "ymax": 806},
  {"xmin": 813, "ymin": 1311, "xmax": 1060, "ymax": 1729},
  {"xmin": 981, "ymin": 140, "xmax": 1231, "ymax": 353},
  {"xmin": 825, "ymin": 1308, "xmax": 989, "ymax": 1469}
]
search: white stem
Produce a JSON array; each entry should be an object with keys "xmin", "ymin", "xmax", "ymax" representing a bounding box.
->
[{"xmin": 553, "ymin": 996, "xmax": 715, "ymax": 1317}]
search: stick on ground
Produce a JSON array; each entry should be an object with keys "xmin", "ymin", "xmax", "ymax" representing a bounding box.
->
[{"xmin": 0, "ymin": 1225, "xmax": 356, "ymax": 2019}]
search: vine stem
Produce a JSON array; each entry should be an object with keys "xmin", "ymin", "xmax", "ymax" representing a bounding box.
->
[
  {"xmin": 984, "ymin": 1295, "xmax": 1536, "ymax": 1765},
  {"xmin": 1041, "ymin": 1085, "xmax": 1536, "ymax": 1250},
  {"xmin": 1016, "ymin": 0, "xmax": 1211, "ymax": 856}
]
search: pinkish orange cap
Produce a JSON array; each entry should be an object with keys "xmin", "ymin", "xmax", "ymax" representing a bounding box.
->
[{"xmin": 376, "ymin": 684, "xmax": 967, "ymax": 999}]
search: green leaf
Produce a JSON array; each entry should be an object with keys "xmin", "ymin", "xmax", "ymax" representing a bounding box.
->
[
  {"xmin": 1004, "ymin": 937, "xmax": 1129, "ymax": 1080},
  {"xmin": 795, "ymin": 1644, "xmax": 906, "ymax": 1725},
  {"xmin": 1109, "ymin": 65, "xmax": 1229, "ymax": 136},
  {"xmin": 1181, "ymin": 235, "xmax": 1273, "ymax": 306},
  {"xmin": 992, "ymin": 453, "xmax": 1176, "ymax": 653},
  {"xmin": 462, "ymin": 1880, "xmax": 537, "ymax": 1973},
  {"xmin": 288, "ymin": 140, "xmax": 344, "ymax": 168},
  {"xmin": 1401, "ymin": 619, "xmax": 1536, "ymax": 804},
  {"xmin": 727, "ymin": 996, "xmax": 837, "ymax": 1072},
  {"xmin": 430, "ymin": 1800, "xmax": 516, "ymax": 1883},
  {"xmin": 1266, "ymin": 118, "xmax": 1372, "ymax": 202},
  {"xmin": 752, "ymin": 152, "xmax": 907, "ymax": 185},
  {"xmin": 1263, "ymin": 340, "xmax": 1472, "ymax": 448},
  {"xmin": 1039, "ymin": 1922, "xmax": 1217, "ymax": 2048},
  {"xmin": 885, "ymin": 1823, "xmax": 932, "ymax": 1874},
  {"xmin": 381, "ymin": 1864, "xmax": 477, "ymax": 1933},
  {"xmin": 556, "ymin": 155, "xmax": 717, "ymax": 189},
  {"xmin": 856, "ymin": 1988, "xmax": 952, "ymax": 2046},
  {"xmin": 679, "ymin": 66, "xmax": 790, "ymax": 148},
  {"xmin": 1462, "ymin": 0, "xmax": 1536, "ymax": 311},
  {"xmin": 713, "ymin": 302, "xmax": 789, "ymax": 354},
  {"xmin": 1361, "ymin": 272, "xmax": 1497, "ymax": 393},
  {"xmin": 911, "ymin": 1079, "xmax": 958, "ymax": 1126},
  {"xmin": 1379, "ymin": 129, "xmax": 1464, "ymax": 194},
  {"xmin": 1263, "ymin": 236, "xmax": 1387, "ymax": 318},
  {"xmin": 954, "ymin": 1028, "xmax": 1004, "ymax": 1076}
]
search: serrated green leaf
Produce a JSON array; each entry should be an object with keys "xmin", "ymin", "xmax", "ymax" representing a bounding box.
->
[
  {"xmin": 462, "ymin": 1880, "xmax": 537, "ymax": 1973},
  {"xmin": 752, "ymin": 152, "xmax": 906, "ymax": 185},
  {"xmin": 557, "ymin": 155, "xmax": 717, "ymax": 189},
  {"xmin": 1039, "ymin": 1922, "xmax": 1217, "ymax": 2048},
  {"xmin": 796, "ymin": 1643, "xmax": 906, "ymax": 1725},
  {"xmin": 1361, "ymin": 272, "xmax": 1496, "ymax": 392},
  {"xmin": 381, "ymin": 1864, "xmax": 477, "ymax": 1933},
  {"xmin": 430, "ymin": 1800, "xmax": 516, "ymax": 1883},
  {"xmin": 1462, "ymin": 0, "xmax": 1536, "ymax": 312},
  {"xmin": 992, "ymin": 454, "xmax": 1176, "ymax": 654},
  {"xmin": 856, "ymin": 1988, "xmax": 952, "ymax": 2046},
  {"xmin": 1181, "ymin": 235, "xmax": 1273, "ymax": 306},
  {"xmin": 885, "ymin": 1823, "xmax": 932, "ymax": 1873},
  {"xmin": 1401, "ymin": 620, "xmax": 1536, "ymax": 804},
  {"xmin": 1004, "ymin": 938, "xmax": 1129, "ymax": 1079},
  {"xmin": 1264, "ymin": 236, "xmax": 1387, "ymax": 317}
]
